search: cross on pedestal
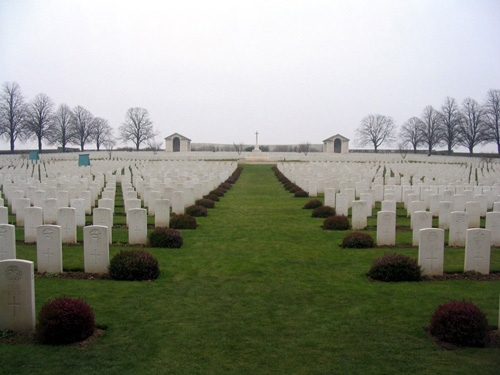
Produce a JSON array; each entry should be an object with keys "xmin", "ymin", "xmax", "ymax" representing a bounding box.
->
[{"xmin": 9, "ymin": 295, "xmax": 21, "ymax": 316}]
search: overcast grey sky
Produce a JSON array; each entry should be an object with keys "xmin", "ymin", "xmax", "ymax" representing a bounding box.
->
[{"xmin": 1, "ymin": 0, "xmax": 499, "ymax": 151}]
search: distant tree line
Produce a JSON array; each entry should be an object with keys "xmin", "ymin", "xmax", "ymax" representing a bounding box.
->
[
  {"xmin": 0, "ymin": 82, "xmax": 159, "ymax": 152},
  {"xmin": 356, "ymin": 89, "xmax": 500, "ymax": 154}
]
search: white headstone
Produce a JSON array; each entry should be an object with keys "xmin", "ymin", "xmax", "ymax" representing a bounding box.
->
[
  {"xmin": 351, "ymin": 200, "xmax": 368, "ymax": 230},
  {"xmin": 412, "ymin": 211, "xmax": 432, "ymax": 246},
  {"xmin": 335, "ymin": 193, "xmax": 348, "ymax": 216},
  {"xmin": 324, "ymin": 188, "xmax": 335, "ymax": 208},
  {"xmin": 418, "ymin": 228, "xmax": 444, "ymax": 276},
  {"xmin": 172, "ymin": 191, "xmax": 185, "ymax": 215},
  {"xmin": 36, "ymin": 225, "xmax": 62, "ymax": 273},
  {"xmin": 376, "ymin": 211, "xmax": 396, "ymax": 246},
  {"xmin": 43, "ymin": 198, "xmax": 58, "ymax": 224},
  {"xmin": 57, "ymin": 207, "xmax": 77, "ymax": 244},
  {"xmin": 155, "ymin": 199, "xmax": 170, "ymax": 228},
  {"xmin": 0, "ymin": 224, "xmax": 16, "ymax": 260},
  {"xmin": 128, "ymin": 208, "xmax": 147, "ymax": 245},
  {"xmin": 15, "ymin": 198, "xmax": 30, "ymax": 226},
  {"xmin": 0, "ymin": 259, "xmax": 35, "ymax": 332},
  {"xmin": 24, "ymin": 207, "xmax": 42, "ymax": 243},
  {"xmin": 93, "ymin": 207, "xmax": 113, "ymax": 244},
  {"xmin": 83, "ymin": 225, "xmax": 109, "ymax": 274},
  {"xmin": 381, "ymin": 200, "xmax": 396, "ymax": 212},
  {"xmin": 70, "ymin": 198, "xmax": 86, "ymax": 227},
  {"xmin": 0, "ymin": 206, "xmax": 8, "ymax": 224},
  {"xmin": 465, "ymin": 201, "xmax": 481, "ymax": 228},
  {"xmin": 449, "ymin": 211, "xmax": 468, "ymax": 247},
  {"xmin": 465, "ymin": 228, "xmax": 491, "ymax": 274},
  {"xmin": 438, "ymin": 201, "xmax": 452, "ymax": 230},
  {"xmin": 486, "ymin": 211, "xmax": 500, "ymax": 246}
]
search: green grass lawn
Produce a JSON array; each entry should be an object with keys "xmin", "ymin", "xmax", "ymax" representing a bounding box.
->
[{"xmin": 1, "ymin": 164, "xmax": 500, "ymax": 375}]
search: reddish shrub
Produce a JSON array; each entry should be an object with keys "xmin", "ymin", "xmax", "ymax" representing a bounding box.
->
[
  {"xmin": 341, "ymin": 232, "xmax": 374, "ymax": 249},
  {"xmin": 311, "ymin": 205, "xmax": 336, "ymax": 218},
  {"xmin": 303, "ymin": 200, "xmax": 323, "ymax": 209},
  {"xmin": 185, "ymin": 205, "xmax": 208, "ymax": 217},
  {"xmin": 368, "ymin": 253, "xmax": 421, "ymax": 281},
  {"xmin": 109, "ymin": 250, "xmax": 160, "ymax": 281},
  {"xmin": 36, "ymin": 297, "xmax": 95, "ymax": 345},
  {"xmin": 323, "ymin": 215, "xmax": 350, "ymax": 230},
  {"xmin": 170, "ymin": 214, "xmax": 198, "ymax": 229},
  {"xmin": 430, "ymin": 300, "xmax": 489, "ymax": 347},
  {"xmin": 195, "ymin": 199, "xmax": 215, "ymax": 209},
  {"xmin": 149, "ymin": 227, "xmax": 183, "ymax": 248},
  {"xmin": 294, "ymin": 190, "xmax": 309, "ymax": 198},
  {"xmin": 210, "ymin": 188, "xmax": 225, "ymax": 197},
  {"xmin": 203, "ymin": 193, "xmax": 220, "ymax": 202}
]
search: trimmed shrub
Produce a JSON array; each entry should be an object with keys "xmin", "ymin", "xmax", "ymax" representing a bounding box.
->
[
  {"xmin": 36, "ymin": 297, "xmax": 95, "ymax": 345},
  {"xmin": 109, "ymin": 250, "xmax": 160, "ymax": 281},
  {"xmin": 195, "ymin": 199, "xmax": 215, "ymax": 209},
  {"xmin": 323, "ymin": 215, "xmax": 350, "ymax": 230},
  {"xmin": 341, "ymin": 232, "xmax": 374, "ymax": 248},
  {"xmin": 303, "ymin": 200, "xmax": 323, "ymax": 209},
  {"xmin": 311, "ymin": 205, "xmax": 336, "ymax": 218},
  {"xmin": 429, "ymin": 300, "xmax": 489, "ymax": 347},
  {"xmin": 185, "ymin": 205, "xmax": 208, "ymax": 217},
  {"xmin": 149, "ymin": 227, "xmax": 183, "ymax": 248},
  {"xmin": 203, "ymin": 193, "xmax": 220, "ymax": 202},
  {"xmin": 170, "ymin": 214, "xmax": 198, "ymax": 229},
  {"xmin": 219, "ymin": 182, "xmax": 232, "ymax": 191},
  {"xmin": 294, "ymin": 190, "xmax": 309, "ymax": 198},
  {"xmin": 290, "ymin": 185, "xmax": 302, "ymax": 193},
  {"xmin": 368, "ymin": 253, "xmax": 421, "ymax": 281},
  {"xmin": 210, "ymin": 188, "xmax": 225, "ymax": 197}
]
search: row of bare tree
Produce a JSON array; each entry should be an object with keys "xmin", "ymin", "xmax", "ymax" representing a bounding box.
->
[
  {"xmin": 0, "ymin": 82, "xmax": 160, "ymax": 152},
  {"xmin": 356, "ymin": 90, "xmax": 500, "ymax": 154}
]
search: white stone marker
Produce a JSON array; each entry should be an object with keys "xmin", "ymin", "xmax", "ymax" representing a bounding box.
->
[
  {"xmin": 324, "ymin": 188, "xmax": 335, "ymax": 208},
  {"xmin": 360, "ymin": 193, "xmax": 373, "ymax": 216},
  {"xmin": 465, "ymin": 201, "xmax": 481, "ymax": 228},
  {"xmin": 0, "ymin": 206, "xmax": 8, "ymax": 224},
  {"xmin": 449, "ymin": 211, "xmax": 468, "ymax": 247},
  {"xmin": 465, "ymin": 228, "xmax": 491, "ymax": 274},
  {"xmin": 36, "ymin": 225, "xmax": 62, "ymax": 273},
  {"xmin": 412, "ymin": 211, "xmax": 432, "ymax": 246},
  {"xmin": 128, "ymin": 208, "xmax": 148, "ymax": 245},
  {"xmin": 43, "ymin": 198, "xmax": 58, "ymax": 224},
  {"xmin": 335, "ymin": 193, "xmax": 349, "ymax": 216},
  {"xmin": 83, "ymin": 225, "xmax": 109, "ymax": 274},
  {"xmin": 57, "ymin": 207, "xmax": 77, "ymax": 244},
  {"xmin": 56, "ymin": 190, "xmax": 69, "ymax": 208},
  {"xmin": 172, "ymin": 191, "xmax": 185, "ymax": 215},
  {"xmin": 418, "ymin": 228, "xmax": 444, "ymax": 276},
  {"xmin": 70, "ymin": 198, "xmax": 86, "ymax": 227},
  {"xmin": 377, "ymin": 211, "xmax": 396, "ymax": 246},
  {"xmin": 351, "ymin": 200, "xmax": 368, "ymax": 230},
  {"xmin": 148, "ymin": 191, "xmax": 161, "ymax": 216},
  {"xmin": 98, "ymin": 198, "xmax": 115, "ymax": 214},
  {"xmin": 381, "ymin": 200, "xmax": 396, "ymax": 212},
  {"xmin": 155, "ymin": 199, "xmax": 170, "ymax": 228},
  {"xmin": 125, "ymin": 198, "xmax": 141, "ymax": 225},
  {"xmin": 15, "ymin": 198, "xmax": 30, "ymax": 226},
  {"xmin": 438, "ymin": 201, "xmax": 452, "ymax": 230},
  {"xmin": 93, "ymin": 207, "xmax": 113, "ymax": 244},
  {"xmin": 24, "ymin": 207, "xmax": 43, "ymax": 243},
  {"xmin": 0, "ymin": 224, "xmax": 16, "ymax": 260},
  {"xmin": 486, "ymin": 211, "xmax": 500, "ymax": 246},
  {"xmin": 0, "ymin": 259, "xmax": 35, "ymax": 332}
]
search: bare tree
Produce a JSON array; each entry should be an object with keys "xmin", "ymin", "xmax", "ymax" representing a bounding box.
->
[
  {"xmin": 298, "ymin": 142, "xmax": 311, "ymax": 155},
  {"xmin": 146, "ymin": 137, "xmax": 163, "ymax": 154},
  {"xmin": 93, "ymin": 117, "xmax": 113, "ymax": 151},
  {"xmin": 440, "ymin": 97, "xmax": 463, "ymax": 154},
  {"xmin": 233, "ymin": 142, "xmax": 245, "ymax": 155},
  {"xmin": 103, "ymin": 138, "xmax": 116, "ymax": 159},
  {"xmin": 48, "ymin": 104, "xmax": 75, "ymax": 152},
  {"xmin": 24, "ymin": 93, "xmax": 55, "ymax": 151},
  {"xmin": 419, "ymin": 106, "xmax": 444, "ymax": 155},
  {"xmin": 356, "ymin": 114, "xmax": 396, "ymax": 152},
  {"xmin": 70, "ymin": 105, "xmax": 95, "ymax": 151},
  {"xmin": 119, "ymin": 107, "xmax": 158, "ymax": 151},
  {"xmin": 458, "ymin": 98, "xmax": 488, "ymax": 154},
  {"xmin": 399, "ymin": 117, "xmax": 423, "ymax": 153},
  {"xmin": 0, "ymin": 82, "xmax": 27, "ymax": 152},
  {"xmin": 484, "ymin": 89, "xmax": 500, "ymax": 153}
]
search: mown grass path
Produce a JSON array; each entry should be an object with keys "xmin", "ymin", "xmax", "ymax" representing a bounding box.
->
[{"xmin": 2, "ymin": 164, "xmax": 500, "ymax": 375}]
